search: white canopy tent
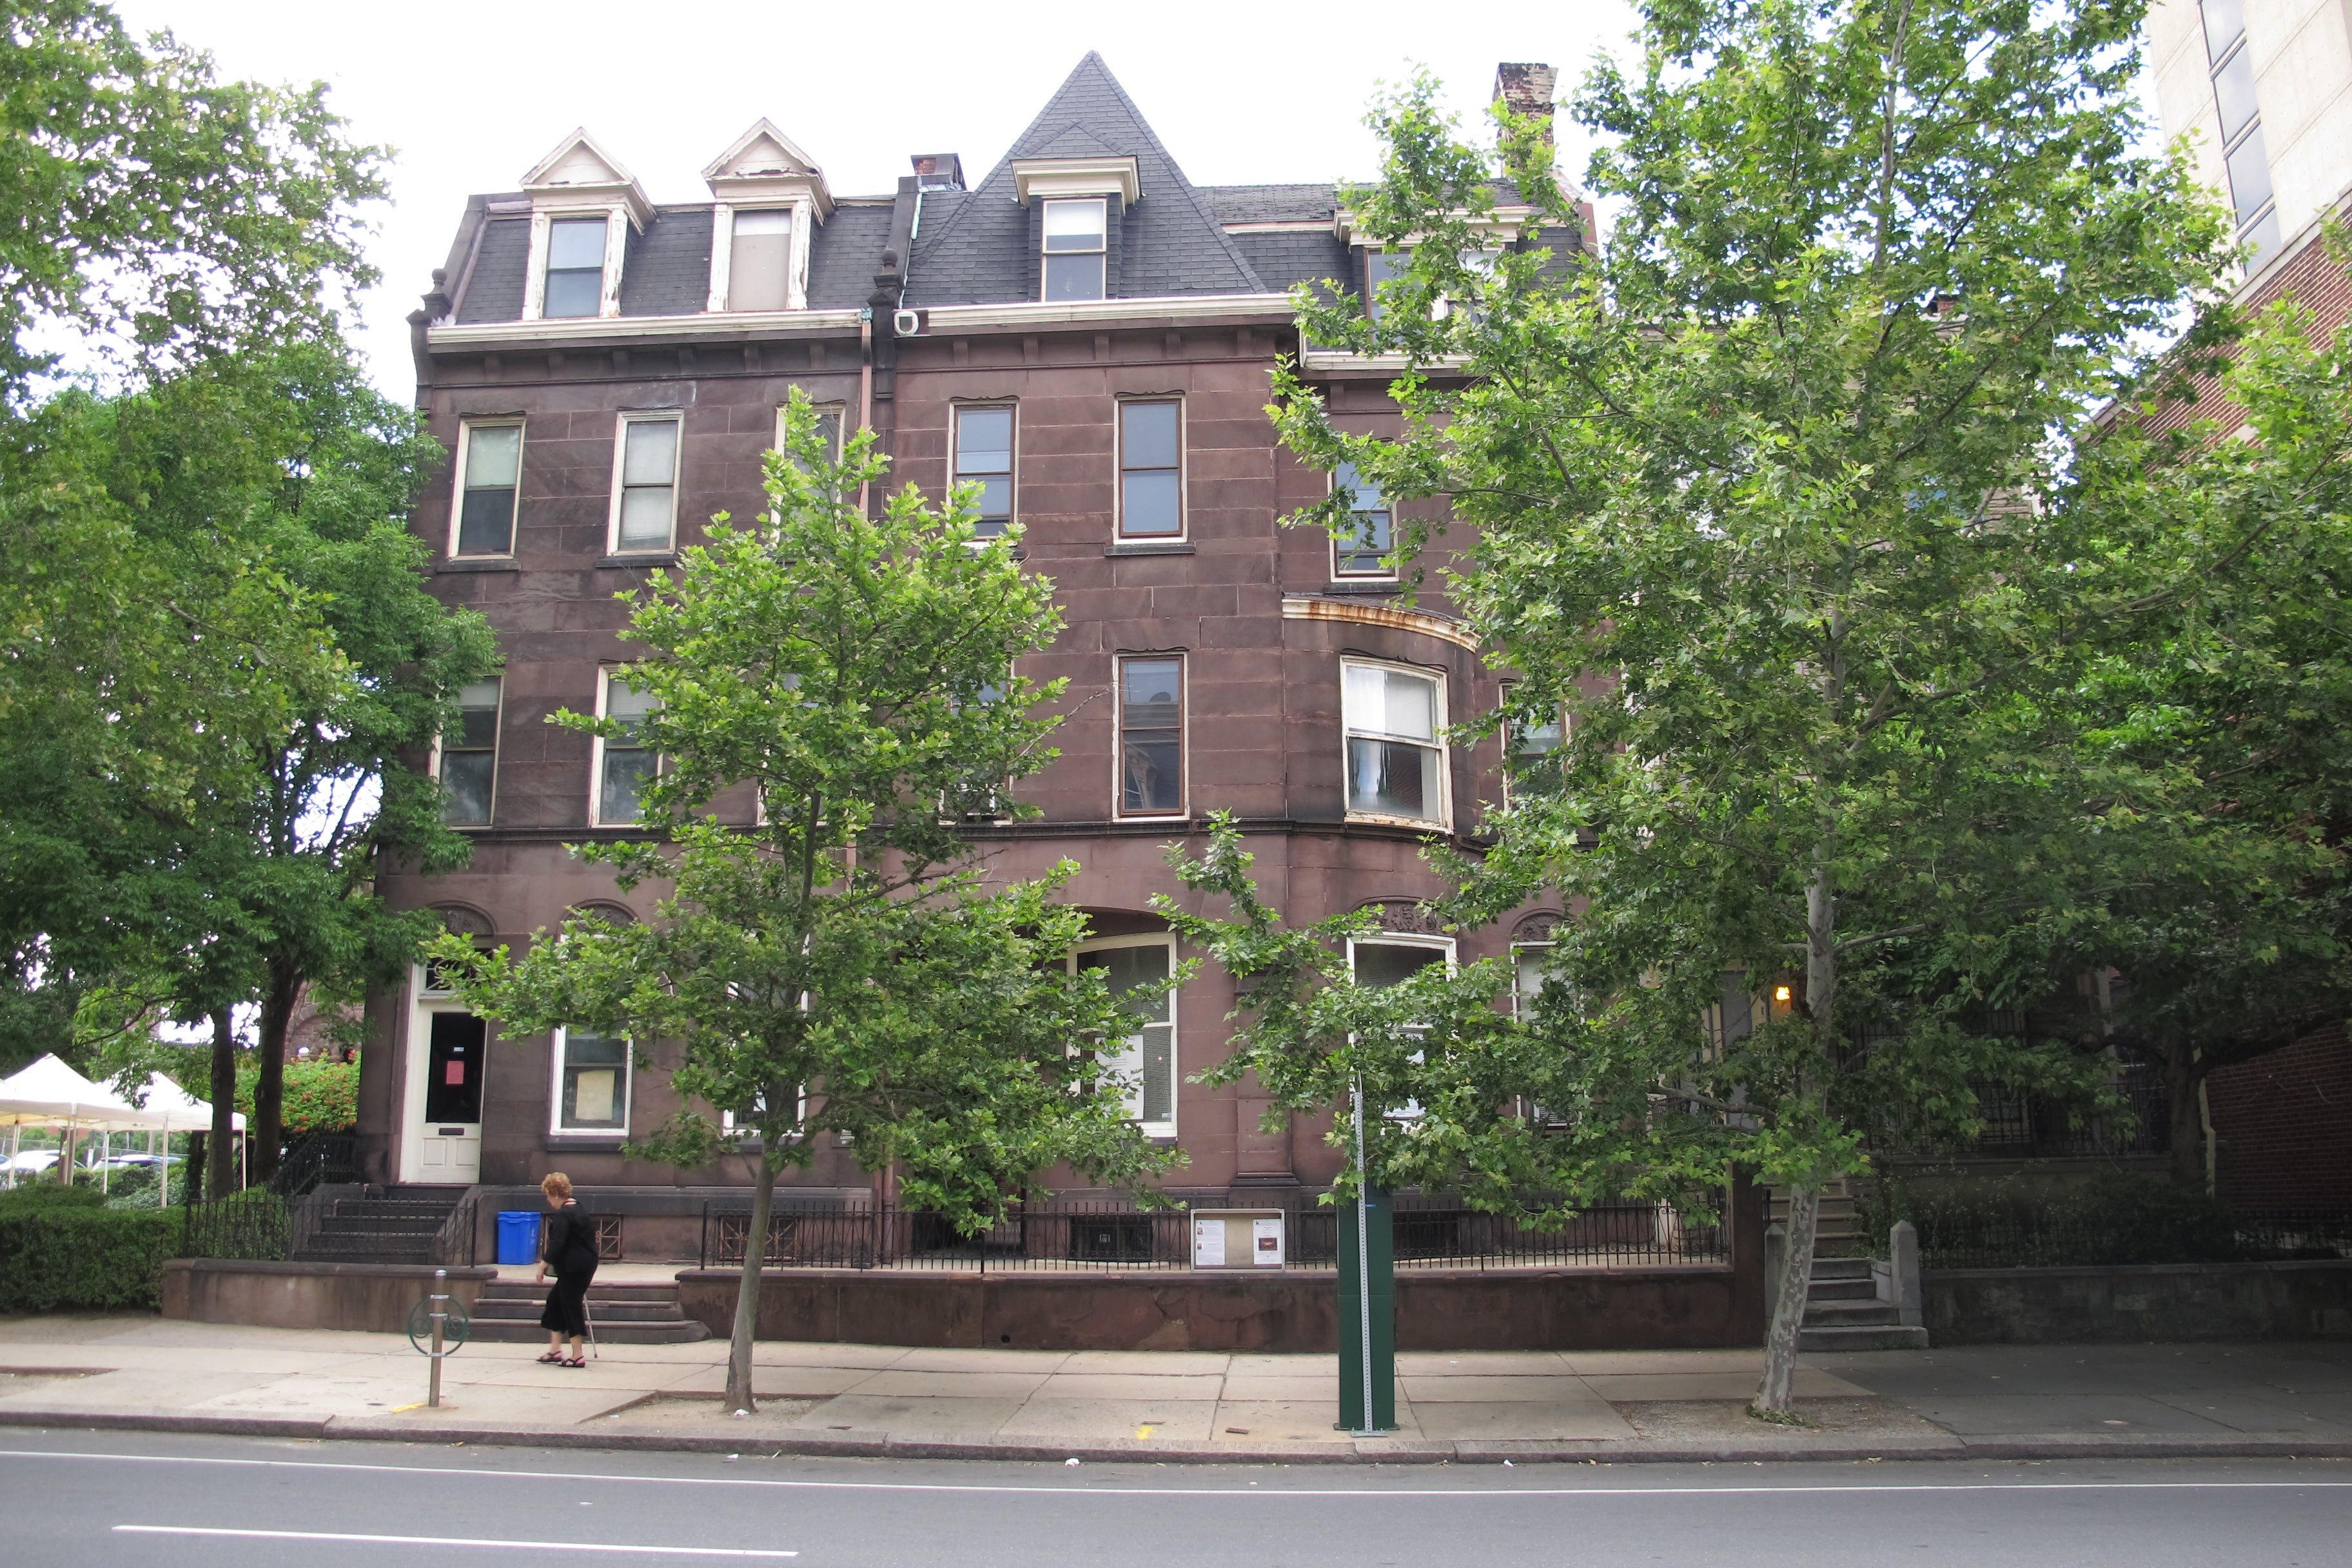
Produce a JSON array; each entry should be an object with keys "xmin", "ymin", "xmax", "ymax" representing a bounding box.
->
[{"xmin": 0, "ymin": 1055, "xmax": 242, "ymax": 1200}]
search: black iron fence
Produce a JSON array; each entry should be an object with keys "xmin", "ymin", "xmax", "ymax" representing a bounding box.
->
[
  {"xmin": 1915, "ymin": 1207, "xmax": 2352, "ymax": 1269},
  {"xmin": 268, "ymin": 1132, "xmax": 360, "ymax": 1197},
  {"xmin": 696, "ymin": 1195, "xmax": 1727, "ymax": 1273},
  {"xmin": 179, "ymin": 1190, "xmax": 290, "ymax": 1261}
]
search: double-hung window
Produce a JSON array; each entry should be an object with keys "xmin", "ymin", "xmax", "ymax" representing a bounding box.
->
[
  {"xmin": 596, "ymin": 674, "xmax": 660, "ymax": 826},
  {"xmin": 728, "ymin": 210, "xmax": 792, "ymax": 312},
  {"xmin": 612, "ymin": 415, "xmax": 680, "ymax": 553},
  {"xmin": 1364, "ymin": 247, "xmax": 1411, "ymax": 322},
  {"xmin": 453, "ymin": 423, "xmax": 521, "ymax": 558},
  {"xmin": 1073, "ymin": 936, "xmax": 1177, "ymax": 1136},
  {"xmin": 543, "ymin": 217, "xmax": 609, "ymax": 319},
  {"xmin": 551, "ymin": 1029, "xmax": 629, "ymax": 1135},
  {"xmin": 1117, "ymin": 654, "xmax": 1184, "ymax": 816},
  {"xmin": 1042, "ymin": 199, "xmax": 1107, "ymax": 301},
  {"xmin": 1331, "ymin": 460, "xmax": 1392, "ymax": 578},
  {"xmin": 1348, "ymin": 934, "xmax": 1452, "ymax": 1120},
  {"xmin": 438, "ymin": 678, "xmax": 502, "ymax": 827},
  {"xmin": 1117, "ymin": 400, "xmax": 1182, "ymax": 538},
  {"xmin": 1502, "ymin": 687, "xmax": 1565, "ymax": 804},
  {"xmin": 1342, "ymin": 660, "xmax": 1447, "ymax": 827},
  {"xmin": 953, "ymin": 406, "xmax": 1015, "ymax": 538}
]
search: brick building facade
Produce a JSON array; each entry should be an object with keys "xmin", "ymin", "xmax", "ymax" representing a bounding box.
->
[{"xmin": 354, "ymin": 57, "xmax": 1575, "ymax": 1231}]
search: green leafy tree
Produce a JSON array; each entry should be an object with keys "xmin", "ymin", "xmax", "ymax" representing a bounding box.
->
[
  {"xmin": 437, "ymin": 399, "xmax": 1180, "ymax": 1412},
  {"xmin": 8, "ymin": 347, "xmax": 495, "ymax": 1190},
  {"xmin": 0, "ymin": 0, "xmax": 382, "ymax": 411},
  {"xmin": 2058, "ymin": 280, "xmax": 2352, "ymax": 1186},
  {"xmin": 0, "ymin": 0, "xmax": 388, "ymax": 1085},
  {"xmin": 1257, "ymin": 1, "xmax": 2231, "ymax": 1415}
]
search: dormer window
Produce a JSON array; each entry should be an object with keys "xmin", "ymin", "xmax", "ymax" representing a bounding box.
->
[
  {"xmin": 728, "ymin": 211, "xmax": 793, "ymax": 312},
  {"xmin": 543, "ymin": 217, "xmax": 610, "ymax": 318},
  {"xmin": 1043, "ymin": 199, "xmax": 1107, "ymax": 301}
]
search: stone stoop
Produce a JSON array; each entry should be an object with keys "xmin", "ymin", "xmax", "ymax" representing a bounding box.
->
[
  {"xmin": 467, "ymin": 1279, "xmax": 711, "ymax": 1344},
  {"xmin": 1798, "ymin": 1256, "xmax": 1929, "ymax": 1351},
  {"xmin": 291, "ymin": 1188, "xmax": 464, "ymax": 1266}
]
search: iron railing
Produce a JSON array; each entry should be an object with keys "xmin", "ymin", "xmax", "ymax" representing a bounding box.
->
[
  {"xmin": 1915, "ymin": 1208, "xmax": 2352, "ymax": 1269},
  {"xmin": 178, "ymin": 1190, "xmax": 291, "ymax": 1260},
  {"xmin": 432, "ymin": 1188, "xmax": 480, "ymax": 1266},
  {"xmin": 696, "ymin": 1195, "xmax": 1727, "ymax": 1273},
  {"xmin": 268, "ymin": 1132, "xmax": 360, "ymax": 1197}
]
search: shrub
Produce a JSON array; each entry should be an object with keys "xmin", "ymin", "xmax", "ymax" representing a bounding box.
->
[
  {"xmin": 0, "ymin": 1205, "xmax": 178, "ymax": 1312},
  {"xmin": 0, "ymin": 1182, "xmax": 106, "ymax": 1218}
]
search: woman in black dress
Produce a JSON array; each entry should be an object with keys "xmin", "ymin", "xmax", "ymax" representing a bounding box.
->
[{"xmin": 535, "ymin": 1172, "xmax": 598, "ymax": 1366}]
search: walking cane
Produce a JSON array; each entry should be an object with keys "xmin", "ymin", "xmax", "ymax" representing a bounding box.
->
[{"xmin": 584, "ymin": 1294, "xmax": 599, "ymax": 1360}]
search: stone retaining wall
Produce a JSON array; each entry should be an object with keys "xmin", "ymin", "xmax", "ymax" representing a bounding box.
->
[
  {"xmin": 672, "ymin": 1264, "xmax": 1765, "ymax": 1353},
  {"xmin": 1925, "ymin": 1259, "xmax": 2352, "ymax": 1344},
  {"xmin": 161, "ymin": 1259, "xmax": 497, "ymax": 1334}
]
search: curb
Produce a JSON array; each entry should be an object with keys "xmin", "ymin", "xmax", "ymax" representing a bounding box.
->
[{"xmin": 4, "ymin": 1408, "xmax": 2349, "ymax": 1465}]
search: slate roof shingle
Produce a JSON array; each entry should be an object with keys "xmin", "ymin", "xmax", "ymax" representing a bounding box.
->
[{"xmin": 906, "ymin": 52, "xmax": 1271, "ymax": 308}]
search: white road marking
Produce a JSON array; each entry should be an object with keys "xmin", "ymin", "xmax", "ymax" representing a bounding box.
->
[
  {"xmin": 8, "ymin": 1449, "xmax": 2349, "ymax": 1499},
  {"xmin": 112, "ymin": 1525, "xmax": 795, "ymax": 1556}
]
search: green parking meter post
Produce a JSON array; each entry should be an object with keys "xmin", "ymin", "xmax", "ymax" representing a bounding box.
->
[{"xmin": 1337, "ymin": 1081, "xmax": 1395, "ymax": 1435}]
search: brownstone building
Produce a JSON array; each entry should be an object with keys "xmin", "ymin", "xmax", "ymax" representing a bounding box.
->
[{"xmin": 356, "ymin": 55, "xmax": 1579, "ymax": 1246}]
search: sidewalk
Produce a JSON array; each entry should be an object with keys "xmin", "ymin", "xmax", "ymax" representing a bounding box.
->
[{"xmin": 3, "ymin": 1311, "xmax": 2349, "ymax": 1464}]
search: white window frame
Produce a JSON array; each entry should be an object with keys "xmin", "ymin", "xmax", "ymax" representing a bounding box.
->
[
  {"xmin": 548, "ymin": 1026, "xmax": 632, "ymax": 1137},
  {"xmin": 432, "ymin": 676, "xmax": 504, "ymax": 829},
  {"xmin": 1115, "ymin": 396, "xmax": 1186, "ymax": 541},
  {"xmin": 1113, "ymin": 652, "xmax": 1186, "ymax": 821},
  {"xmin": 1070, "ymin": 932, "xmax": 1179, "ymax": 1139},
  {"xmin": 523, "ymin": 206, "xmax": 627, "ymax": 322},
  {"xmin": 591, "ymin": 669, "xmax": 660, "ymax": 827},
  {"xmin": 1499, "ymin": 681, "xmax": 1567, "ymax": 809},
  {"xmin": 951, "ymin": 401, "xmax": 1018, "ymax": 540},
  {"xmin": 772, "ymin": 400, "xmax": 847, "ymax": 458},
  {"xmin": 447, "ymin": 420, "xmax": 523, "ymax": 559},
  {"xmin": 1041, "ymin": 197, "xmax": 1108, "ymax": 302},
  {"xmin": 607, "ymin": 412, "xmax": 683, "ymax": 555},
  {"xmin": 1340, "ymin": 657, "xmax": 1451, "ymax": 830},
  {"xmin": 1329, "ymin": 460, "xmax": 1395, "ymax": 581},
  {"xmin": 1346, "ymin": 931, "xmax": 1456, "ymax": 1121},
  {"xmin": 707, "ymin": 204, "xmax": 805, "ymax": 314},
  {"xmin": 1509, "ymin": 937, "xmax": 1571, "ymax": 1128}
]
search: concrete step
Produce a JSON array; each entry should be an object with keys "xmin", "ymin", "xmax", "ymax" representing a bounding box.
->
[
  {"xmin": 466, "ymin": 1318, "xmax": 710, "ymax": 1345},
  {"xmin": 1799, "ymin": 1322, "xmax": 1930, "ymax": 1352},
  {"xmin": 465, "ymin": 1278, "xmax": 709, "ymax": 1344},
  {"xmin": 472, "ymin": 1299, "xmax": 686, "ymax": 1325},
  {"xmin": 1810, "ymin": 1257, "xmax": 1873, "ymax": 1280},
  {"xmin": 1803, "ymin": 1298, "xmax": 1903, "ymax": 1326},
  {"xmin": 1808, "ymin": 1278, "xmax": 1876, "ymax": 1302}
]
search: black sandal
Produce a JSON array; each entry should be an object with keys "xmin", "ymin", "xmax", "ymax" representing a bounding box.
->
[
  {"xmin": 536, "ymin": 1351, "xmax": 564, "ymax": 1363},
  {"xmin": 563, "ymin": 1356, "xmax": 587, "ymax": 1367}
]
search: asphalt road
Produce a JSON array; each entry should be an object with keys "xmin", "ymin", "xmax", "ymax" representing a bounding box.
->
[{"xmin": 2, "ymin": 1431, "xmax": 2347, "ymax": 1567}]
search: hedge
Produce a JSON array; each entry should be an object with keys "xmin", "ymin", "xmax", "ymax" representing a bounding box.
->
[{"xmin": 0, "ymin": 1202, "xmax": 178, "ymax": 1312}]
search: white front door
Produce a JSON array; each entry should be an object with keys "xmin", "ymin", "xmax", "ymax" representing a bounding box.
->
[{"xmin": 401, "ymin": 1006, "xmax": 486, "ymax": 1185}]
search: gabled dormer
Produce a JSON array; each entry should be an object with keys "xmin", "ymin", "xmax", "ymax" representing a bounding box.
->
[
  {"xmin": 702, "ymin": 119, "xmax": 833, "ymax": 314},
  {"xmin": 518, "ymin": 130, "xmax": 654, "ymax": 322}
]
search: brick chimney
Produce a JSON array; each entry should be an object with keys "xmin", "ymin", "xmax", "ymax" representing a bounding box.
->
[{"xmin": 1493, "ymin": 61, "xmax": 1559, "ymax": 145}]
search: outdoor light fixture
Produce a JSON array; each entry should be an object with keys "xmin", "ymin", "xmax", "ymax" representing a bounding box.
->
[{"xmin": 1774, "ymin": 985, "xmax": 1792, "ymax": 1002}]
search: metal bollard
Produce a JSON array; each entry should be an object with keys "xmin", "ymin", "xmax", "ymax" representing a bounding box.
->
[{"xmin": 429, "ymin": 1268, "xmax": 447, "ymax": 1409}]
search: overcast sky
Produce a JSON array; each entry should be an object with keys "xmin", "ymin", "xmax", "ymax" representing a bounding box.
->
[{"xmin": 112, "ymin": 0, "xmax": 1645, "ymax": 397}]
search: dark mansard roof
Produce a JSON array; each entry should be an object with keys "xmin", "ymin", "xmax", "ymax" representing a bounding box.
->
[
  {"xmin": 436, "ymin": 54, "xmax": 1580, "ymax": 326},
  {"xmin": 905, "ymin": 53, "xmax": 1268, "ymax": 308}
]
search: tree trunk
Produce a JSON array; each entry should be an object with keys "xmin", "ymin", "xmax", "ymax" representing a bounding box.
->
[
  {"xmin": 2161, "ymin": 1040, "xmax": 2207, "ymax": 1191},
  {"xmin": 725, "ymin": 1155, "xmax": 777, "ymax": 1415},
  {"xmin": 1753, "ymin": 1182, "xmax": 1819, "ymax": 1416},
  {"xmin": 208, "ymin": 1008, "xmax": 239, "ymax": 1197},
  {"xmin": 252, "ymin": 965, "xmax": 300, "ymax": 1186}
]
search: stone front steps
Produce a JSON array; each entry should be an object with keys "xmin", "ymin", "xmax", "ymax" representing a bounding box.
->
[
  {"xmin": 467, "ymin": 1278, "xmax": 710, "ymax": 1345},
  {"xmin": 1798, "ymin": 1256, "xmax": 1928, "ymax": 1351}
]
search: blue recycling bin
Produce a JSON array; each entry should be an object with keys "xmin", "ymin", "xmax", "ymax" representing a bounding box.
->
[{"xmin": 496, "ymin": 1210, "xmax": 541, "ymax": 1266}]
